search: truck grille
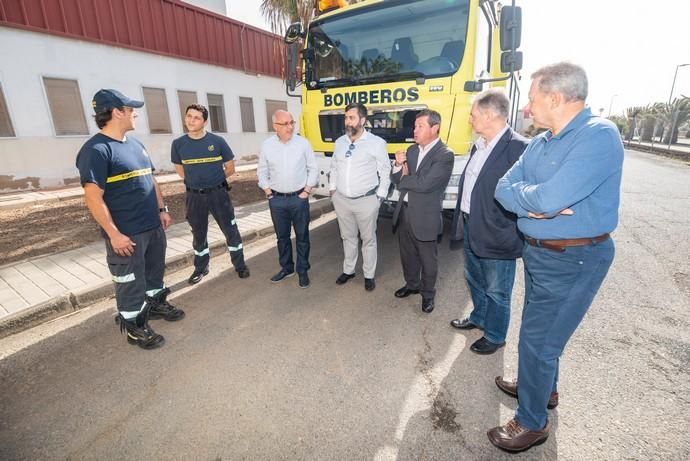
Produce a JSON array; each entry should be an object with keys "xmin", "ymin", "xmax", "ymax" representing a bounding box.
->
[{"xmin": 318, "ymin": 106, "xmax": 427, "ymax": 144}]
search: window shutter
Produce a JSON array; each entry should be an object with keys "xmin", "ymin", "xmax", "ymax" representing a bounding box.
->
[
  {"xmin": 43, "ymin": 78, "xmax": 88, "ymax": 136},
  {"xmin": 142, "ymin": 87, "xmax": 172, "ymax": 134}
]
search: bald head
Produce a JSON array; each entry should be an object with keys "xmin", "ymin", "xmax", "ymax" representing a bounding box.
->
[{"xmin": 272, "ymin": 109, "xmax": 296, "ymax": 142}]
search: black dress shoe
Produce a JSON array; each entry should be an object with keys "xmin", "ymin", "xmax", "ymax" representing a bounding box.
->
[
  {"xmin": 449, "ymin": 318, "xmax": 479, "ymax": 330},
  {"xmin": 421, "ymin": 298, "xmax": 434, "ymax": 313},
  {"xmin": 394, "ymin": 286, "xmax": 420, "ymax": 298},
  {"xmin": 470, "ymin": 337, "xmax": 505, "ymax": 355},
  {"xmin": 238, "ymin": 268, "xmax": 250, "ymax": 279},
  {"xmin": 271, "ymin": 269, "xmax": 294, "ymax": 283},
  {"xmin": 298, "ymin": 272, "xmax": 310, "ymax": 288},
  {"xmin": 188, "ymin": 267, "xmax": 209, "ymax": 285},
  {"xmin": 488, "ymin": 418, "xmax": 551, "ymax": 453},
  {"xmin": 336, "ymin": 272, "xmax": 355, "ymax": 285},
  {"xmin": 364, "ymin": 278, "xmax": 375, "ymax": 291}
]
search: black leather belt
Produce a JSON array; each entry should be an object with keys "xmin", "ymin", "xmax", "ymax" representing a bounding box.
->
[
  {"xmin": 350, "ymin": 187, "xmax": 378, "ymax": 199},
  {"xmin": 186, "ymin": 181, "xmax": 228, "ymax": 194},
  {"xmin": 272, "ymin": 188, "xmax": 304, "ymax": 197}
]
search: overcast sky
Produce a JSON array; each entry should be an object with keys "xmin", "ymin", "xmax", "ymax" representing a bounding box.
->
[{"xmin": 227, "ymin": 0, "xmax": 690, "ymax": 116}]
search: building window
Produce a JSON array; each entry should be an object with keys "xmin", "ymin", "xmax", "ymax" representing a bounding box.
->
[
  {"xmin": 177, "ymin": 90, "xmax": 198, "ymax": 133},
  {"xmin": 142, "ymin": 87, "xmax": 172, "ymax": 134},
  {"xmin": 0, "ymin": 83, "xmax": 15, "ymax": 137},
  {"xmin": 207, "ymin": 93, "xmax": 227, "ymax": 133},
  {"xmin": 239, "ymin": 96, "xmax": 256, "ymax": 133},
  {"xmin": 265, "ymin": 99, "xmax": 288, "ymax": 132},
  {"xmin": 42, "ymin": 77, "xmax": 88, "ymax": 136}
]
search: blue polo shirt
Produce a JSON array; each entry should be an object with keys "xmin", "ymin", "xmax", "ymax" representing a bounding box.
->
[
  {"xmin": 495, "ymin": 108, "xmax": 624, "ymax": 239},
  {"xmin": 76, "ymin": 133, "xmax": 160, "ymax": 236},
  {"xmin": 171, "ymin": 132, "xmax": 234, "ymax": 189}
]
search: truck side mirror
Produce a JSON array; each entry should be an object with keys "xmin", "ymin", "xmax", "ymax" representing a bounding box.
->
[
  {"xmin": 499, "ymin": 6, "xmax": 522, "ymax": 51},
  {"xmin": 286, "ymin": 42, "xmax": 299, "ymax": 92},
  {"xmin": 500, "ymin": 51, "xmax": 523, "ymax": 73},
  {"xmin": 284, "ymin": 22, "xmax": 304, "ymax": 44},
  {"xmin": 463, "ymin": 81, "xmax": 484, "ymax": 92}
]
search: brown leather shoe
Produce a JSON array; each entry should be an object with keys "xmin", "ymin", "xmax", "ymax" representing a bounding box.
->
[
  {"xmin": 487, "ymin": 418, "xmax": 551, "ymax": 453},
  {"xmin": 495, "ymin": 376, "xmax": 559, "ymax": 409}
]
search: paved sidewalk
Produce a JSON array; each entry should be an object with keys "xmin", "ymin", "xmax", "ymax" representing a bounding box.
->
[
  {"xmin": 0, "ymin": 163, "xmax": 258, "ymax": 210},
  {"xmin": 0, "ymin": 196, "xmax": 333, "ymax": 338}
]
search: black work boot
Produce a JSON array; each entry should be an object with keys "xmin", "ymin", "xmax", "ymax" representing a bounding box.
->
[
  {"xmin": 115, "ymin": 305, "xmax": 165, "ymax": 350},
  {"xmin": 147, "ymin": 287, "xmax": 185, "ymax": 321}
]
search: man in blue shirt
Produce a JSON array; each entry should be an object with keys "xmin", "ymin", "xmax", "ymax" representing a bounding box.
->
[
  {"xmin": 490, "ymin": 62, "xmax": 623, "ymax": 452},
  {"xmin": 76, "ymin": 89, "xmax": 185, "ymax": 350},
  {"xmin": 172, "ymin": 104, "xmax": 250, "ymax": 284}
]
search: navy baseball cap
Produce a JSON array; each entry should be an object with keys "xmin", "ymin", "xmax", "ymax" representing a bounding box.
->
[{"xmin": 91, "ymin": 89, "xmax": 144, "ymax": 113}]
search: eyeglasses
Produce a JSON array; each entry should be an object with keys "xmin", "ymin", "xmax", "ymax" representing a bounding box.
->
[
  {"xmin": 345, "ymin": 143, "xmax": 355, "ymax": 158},
  {"xmin": 274, "ymin": 120, "xmax": 296, "ymax": 127}
]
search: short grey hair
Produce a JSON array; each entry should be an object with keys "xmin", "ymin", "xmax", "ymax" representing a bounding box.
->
[
  {"xmin": 474, "ymin": 88, "xmax": 509, "ymax": 119},
  {"xmin": 531, "ymin": 62, "xmax": 588, "ymax": 102},
  {"xmin": 271, "ymin": 109, "xmax": 291, "ymax": 123},
  {"xmin": 416, "ymin": 109, "xmax": 441, "ymax": 127}
]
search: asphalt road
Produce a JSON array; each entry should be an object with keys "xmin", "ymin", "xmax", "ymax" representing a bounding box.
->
[{"xmin": 0, "ymin": 150, "xmax": 688, "ymax": 460}]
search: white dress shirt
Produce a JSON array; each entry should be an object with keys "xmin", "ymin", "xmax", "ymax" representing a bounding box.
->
[
  {"xmin": 460, "ymin": 125, "xmax": 509, "ymax": 214},
  {"xmin": 392, "ymin": 137, "xmax": 441, "ymax": 175},
  {"xmin": 329, "ymin": 130, "xmax": 391, "ymax": 198},
  {"xmin": 257, "ymin": 134, "xmax": 318, "ymax": 193}
]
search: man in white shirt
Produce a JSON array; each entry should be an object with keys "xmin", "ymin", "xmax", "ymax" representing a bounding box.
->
[
  {"xmin": 329, "ymin": 103, "xmax": 391, "ymax": 291},
  {"xmin": 258, "ymin": 110, "xmax": 318, "ymax": 288},
  {"xmin": 448, "ymin": 89, "xmax": 527, "ymax": 354}
]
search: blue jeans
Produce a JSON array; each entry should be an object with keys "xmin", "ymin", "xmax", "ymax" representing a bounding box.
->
[
  {"xmin": 516, "ymin": 238, "xmax": 614, "ymax": 430},
  {"xmin": 463, "ymin": 224, "xmax": 516, "ymax": 344},
  {"xmin": 269, "ymin": 195, "xmax": 310, "ymax": 274}
]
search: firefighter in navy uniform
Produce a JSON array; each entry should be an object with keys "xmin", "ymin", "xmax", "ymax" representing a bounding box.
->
[
  {"xmin": 172, "ymin": 104, "xmax": 250, "ymax": 284},
  {"xmin": 76, "ymin": 89, "xmax": 185, "ymax": 350}
]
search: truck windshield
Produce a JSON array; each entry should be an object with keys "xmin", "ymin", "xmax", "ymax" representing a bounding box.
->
[{"xmin": 307, "ymin": 0, "xmax": 470, "ymax": 88}]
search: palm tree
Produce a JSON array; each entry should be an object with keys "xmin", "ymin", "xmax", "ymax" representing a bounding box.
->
[
  {"xmin": 260, "ymin": 0, "xmax": 315, "ymax": 35},
  {"xmin": 658, "ymin": 96, "xmax": 690, "ymax": 144},
  {"xmin": 624, "ymin": 106, "xmax": 643, "ymax": 141},
  {"xmin": 640, "ymin": 103, "xmax": 663, "ymax": 142}
]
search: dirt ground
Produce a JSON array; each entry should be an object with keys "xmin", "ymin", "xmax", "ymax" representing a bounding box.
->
[{"xmin": 0, "ymin": 170, "xmax": 265, "ymax": 265}]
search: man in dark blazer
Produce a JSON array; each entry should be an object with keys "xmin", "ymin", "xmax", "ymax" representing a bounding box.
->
[
  {"xmin": 391, "ymin": 109, "xmax": 454, "ymax": 313},
  {"xmin": 449, "ymin": 89, "xmax": 527, "ymax": 354}
]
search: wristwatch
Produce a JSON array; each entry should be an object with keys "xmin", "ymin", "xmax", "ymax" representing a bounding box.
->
[{"xmin": 159, "ymin": 205, "xmax": 169, "ymax": 213}]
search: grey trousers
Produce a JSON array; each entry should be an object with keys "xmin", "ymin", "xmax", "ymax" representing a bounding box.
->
[
  {"xmin": 398, "ymin": 206, "xmax": 439, "ymax": 299},
  {"xmin": 332, "ymin": 192, "xmax": 379, "ymax": 278}
]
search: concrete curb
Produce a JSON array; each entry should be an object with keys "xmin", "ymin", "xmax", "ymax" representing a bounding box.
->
[
  {"xmin": 626, "ymin": 143, "xmax": 690, "ymax": 162},
  {"xmin": 0, "ymin": 198, "xmax": 333, "ymax": 339}
]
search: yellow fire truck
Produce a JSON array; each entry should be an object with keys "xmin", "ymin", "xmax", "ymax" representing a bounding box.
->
[{"xmin": 284, "ymin": 0, "xmax": 523, "ymax": 210}]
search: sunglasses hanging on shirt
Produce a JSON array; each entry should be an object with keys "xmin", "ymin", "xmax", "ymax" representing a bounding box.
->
[{"xmin": 345, "ymin": 143, "xmax": 355, "ymax": 158}]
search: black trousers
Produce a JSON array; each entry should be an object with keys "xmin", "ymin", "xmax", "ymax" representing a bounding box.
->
[
  {"xmin": 186, "ymin": 187, "xmax": 247, "ymax": 272},
  {"xmin": 398, "ymin": 206, "xmax": 439, "ymax": 299},
  {"xmin": 105, "ymin": 226, "xmax": 166, "ymax": 315}
]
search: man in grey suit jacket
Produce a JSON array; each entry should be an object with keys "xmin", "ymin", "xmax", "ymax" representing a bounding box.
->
[
  {"xmin": 391, "ymin": 109, "xmax": 454, "ymax": 313},
  {"xmin": 448, "ymin": 89, "xmax": 527, "ymax": 355}
]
